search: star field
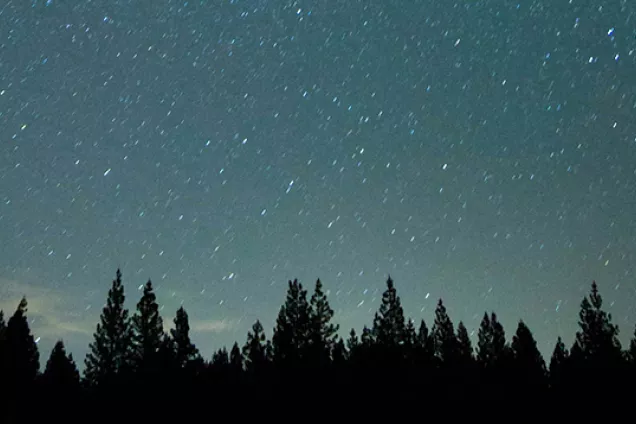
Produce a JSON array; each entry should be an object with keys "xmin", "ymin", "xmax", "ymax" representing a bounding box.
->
[{"xmin": 0, "ymin": 0, "xmax": 635, "ymax": 365}]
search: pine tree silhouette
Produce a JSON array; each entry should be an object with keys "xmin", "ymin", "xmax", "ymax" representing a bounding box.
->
[
  {"xmin": 372, "ymin": 276, "xmax": 406, "ymax": 348},
  {"xmin": 511, "ymin": 320, "xmax": 546, "ymax": 395},
  {"xmin": 212, "ymin": 347, "xmax": 229, "ymax": 366},
  {"xmin": 229, "ymin": 342, "xmax": 244, "ymax": 373},
  {"xmin": 415, "ymin": 319, "xmax": 435, "ymax": 367},
  {"xmin": 456, "ymin": 321, "xmax": 474, "ymax": 365},
  {"xmin": 272, "ymin": 279, "xmax": 311, "ymax": 368},
  {"xmin": 131, "ymin": 280, "xmax": 164, "ymax": 370},
  {"xmin": 5, "ymin": 297, "xmax": 40, "ymax": 392},
  {"xmin": 243, "ymin": 320, "xmax": 270, "ymax": 374},
  {"xmin": 575, "ymin": 281, "xmax": 622, "ymax": 364},
  {"xmin": 549, "ymin": 336, "xmax": 569, "ymax": 389},
  {"xmin": 346, "ymin": 328, "xmax": 359, "ymax": 358},
  {"xmin": 433, "ymin": 299, "xmax": 458, "ymax": 367},
  {"xmin": 0, "ymin": 310, "xmax": 6, "ymax": 380},
  {"xmin": 170, "ymin": 306, "xmax": 200, "ymax": 368},
  {"xmin": 84, "ymin": 269, "xmax": 133, "ymax": 389},
  {"xmin": 308, "ymin": 278, "xmax": 339, "ymax": 367},
  {"xmin": 573, "ymin": 281, "xmax": 623, "ymax": 400},
  {"xmin": 629, "ymin": 326, "xmax": 636, "ymax": 364},
  {"xmin": 43, "ymin": 340, "xmax": 80, "ymax": 390}
]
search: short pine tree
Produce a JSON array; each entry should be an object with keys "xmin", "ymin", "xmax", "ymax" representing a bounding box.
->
[{"xmin": 43, "ymin": 340, "xmax": 80, "ymax": 390}]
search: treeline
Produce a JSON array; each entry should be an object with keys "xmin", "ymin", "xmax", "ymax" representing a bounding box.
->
[{"xmin": 1, "ymin": 270, "xmax": 634, "ymax": 421}]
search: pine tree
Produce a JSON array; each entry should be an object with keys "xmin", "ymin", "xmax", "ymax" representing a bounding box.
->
[
  {"xmin": 131, "ymin": 280, "xmax": 164, "ymax": 372},
  {"xmin": 212, "ymin": 347, "xmax": 229, "ymax": 367},
  {"xmin": 511, "ymin": 320, "xmax": 546, "ymax": 390},
  {"xmin": 477, "ymin": 312, "xmax": 492, "ymax": 366},
  {"xmin": 403, "ymin": 319, "xmax": 417, "ymax": 363},
  {"xmin": 346, "ymin": 329, "xmax": 359, "ymax": 353},
  {"xmin": 574, "ymin": 281, "xmax": 622, "ymax": 364},
  {"xmin": 372, "ymin": 276, "xmax": 406, "ymax": 348},
  {"xmin": 332, "ymin": 337, "xmax": 347, "ymax": 365},
  {"xmin": 170, "ymin": 306, "xmax": 200, "ymax": 368},
  {"xmin": 490, "ymin": 313, "xmax": 509, "ymax": 363},
  {"xmin": 5, "ymin": 297, "xmax": 40, "ymax": 387},
  {"xmin": 0, "ymin": 310, "xmax": 6, "ymax": 377},
  {"xmin": 360, "ymin": 326, "xmax": 374, "ymax": 349},
  {"xmin": 433, "ymin": 299, "xmax": 458, "ymax": 366},
  {"xmin": 308, "ymin": 279, "xmax": 339, "ymax": 366},
  {"xmin": 272, "ymin": 279, "xmax": 311, "ymax": 367},
  {"xmin": 229, "ymin": 342, "xmax": 243, "ymax": 373},
  {"xmin": 243, "ymin": 320, "xmax": 270, "ymax": 374},
  {"xmin": 549, "ymin": 336, "xmax": 569, "ymax": 388},
  {"xmin": 477, "ymin": 312, "xmax": 509, "ymax": 368},
  {"xmin": 84, "ymin": 269, "xmax": 134, "ymax": 388},
  {"xmin": 628, "ymin": 326, "xmax": 636, "ymax": 364},
  {"xmin": 415, "ymin": 320, "xmax": 435, "ymax": 366},
  {"xmin": 43, "ymin": 340, "xmax": 80, "ymax": 390},
  {"xmin": 456, "ymin": 321, "xmax": 474, "ymax": 364}
]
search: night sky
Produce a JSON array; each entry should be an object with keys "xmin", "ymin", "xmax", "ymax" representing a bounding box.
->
[{"xmin": 1, "ymin": 0, "xmax": 635, "ymax": 367}]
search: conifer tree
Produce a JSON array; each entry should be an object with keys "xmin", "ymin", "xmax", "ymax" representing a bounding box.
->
[
  {"xmin": 5, "ymin": 297, "xmax": 40, "ymax": 386},
  {"xmin": 308, "ymin": 279, "xmax": 339, "ymax": 366},
  {"xmin": 229, "ymin": 342, "xmax": 243, "ymax": 373},
  {"xmin": 628, "ymin": 326, "xmax": 636, "ymax": 364},
  {"xmin": 490, "ymin": 313, "xmax": 509, "ymax": 363},
  {"xmin": 84, "ymin": 269, "xmax": 133, "ymax": 388},
  {"xmin": 332, "ymin": 337, "xmax": 348, "ymax": 365},
  {"xmin": 574, "ymin": 281, "xmax": 622, "ymax": 364},
  {"xmin": 272, "ymin": 279, "xmax": 311, "ymax": 367},
  {"xmin": 243, "ymin": 320, "xmax": 270, "ymax": 374},
  {"xmin": 212, "ymin": 347, "xmax": 229, "ymax": 367},
  {"xmin": 404, "ymin": 319, "xmax": 417, "ymax": 362},
  {"xmin": 477, "ymin": 312, "xmax": 509, "ymax": 368},
  {"xmin": 131, "ymin": 280, "xmax": 164, "ymax": 371},
  {"xmin": 511, "ymin": 320, "xmax": 546, "ymax": 388},
  {"xmin": 549, "ymin": 336, "xmax": 569, "ymax": 388},
  {"xmin": 346, "ymin": 329, "xmax": 359, "ymax": 353},
  {"xmin": 170, "ymin": 306, "xmax": 200, "ymax": 368},
  {"xmin": 372, "ymin": 276, "xmax": 406, "ymax": 348},
  {"xmin": 433, "ymin": 299, "xmax": 458, "ymax": 366},
  {"xmin": 416, "ymin": 320, "xmax": 435, "ymax": 366},
  {"xmin": 360, "ymin": 326, "xmax": 374, "ymax": 349},
  {"xmin": 477, "ymin": 312, "xmax": 492, "ymax": 366},
  {"xmin": 456, "ymin": 321, "xmax": 474, "ymax": 364},
  {"xmin": 0, "ymin": 310, "xmax": 6, "ymax": 376},
  {"xmin": 43, "ymin": 340, "xmax": 80, "ymax": 390}
]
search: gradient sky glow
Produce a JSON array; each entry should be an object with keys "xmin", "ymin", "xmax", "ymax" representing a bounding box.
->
[{"xmin": 1, "ymin": 0, "xmax": 635, "ymax": 367}]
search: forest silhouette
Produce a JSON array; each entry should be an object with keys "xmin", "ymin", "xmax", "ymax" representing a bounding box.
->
[{"xmin": 1, "ymin": 269, "xmax": 633, "ymax": 422}]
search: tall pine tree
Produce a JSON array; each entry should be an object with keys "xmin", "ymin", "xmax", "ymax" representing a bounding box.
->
[
  {"xmin": 433, "ymin": 299, "xmax": 458, "ymax": 366},
  {"xmin": 243, "ymin": 320, "xmax": 271, "ymax": 374},
  {"xmin": 5, "ymin": 297, "xmax": 40, "ymax": 387},
  {"xmin": 510, "ymin": 320, "xmax": 546, "ymax": 391},
  {"xmin": 574, "ymin": 281, "xmax": 622, "ymax": 364},
  {"xmin": 131, "ymin": 280, "xmax": 164, "ymax": 372},
  {"xmin": 272, "ymin": 279, "xmax": 311, "ymax": 367},
  {"xmin": 84, "ymin": 269, "xmax": 133, "ymax": 388},
  {"xmin": 170, "ymin": 306, "xmax": 200, "ymax": 368},
  {"xmin": 372, "ymin": 276, "xmax": 406, "ymax": 348},
  {"xmin": 308, "ymin": 279, "xmax": 339, "ymax": 366}
]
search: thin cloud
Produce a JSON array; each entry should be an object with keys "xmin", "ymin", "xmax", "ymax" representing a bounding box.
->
[{"xmin": 190, "ymin": 318, "xmax": 234, "ymax": 333}]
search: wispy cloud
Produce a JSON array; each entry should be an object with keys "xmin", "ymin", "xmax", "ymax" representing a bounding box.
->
[{"xmin": 190, "ymin": 318, "xmax": 235, "ymax": 333}]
